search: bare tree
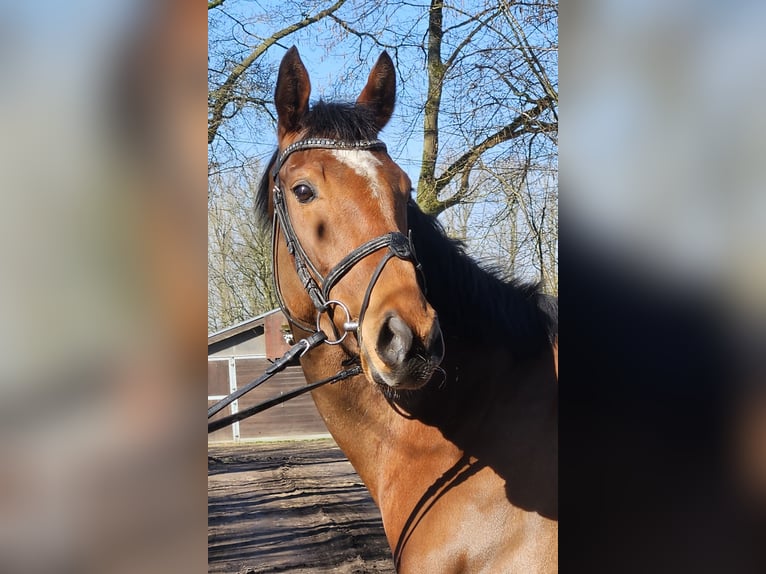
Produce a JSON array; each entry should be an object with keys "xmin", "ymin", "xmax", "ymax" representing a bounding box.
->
[
  {"xmin": 489, "ymin": 157, "xmax": 558, "ymax": 294},
  {"xmin": 439, "ymin": 156, "xmax": 558, "ymax": 295},
  {"xmin": 207, "ymin": 0, "xmax": 558, "ymax": 326},
  {"xmin": 412, "ymin": 0, "xmax": 558, "ymax": 290},
  {"xmin": 208, "ymin": 168, "xmax": 277, "ymax": 331},
  {"xmin": 415, "ymin": 0, "xmax": 557, "ymax": 216},
  {"xmin": 208, "ymin": 0, "xmax": 350, "ymax": 172}
]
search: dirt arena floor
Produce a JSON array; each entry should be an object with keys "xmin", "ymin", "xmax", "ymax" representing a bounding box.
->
[{"xmin": 208, "ymin": 438, "xmax": 395, "ymax": 573}]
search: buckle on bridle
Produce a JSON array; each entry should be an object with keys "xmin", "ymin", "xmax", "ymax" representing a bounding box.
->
[{"xmin": 388, "ymin": 232, "xmax": 413, "ymax": 260}]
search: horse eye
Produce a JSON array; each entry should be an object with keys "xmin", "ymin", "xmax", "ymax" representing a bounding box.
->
[{"xmin": 292, "ymin": 184, "xmax": 315, "ymax": 203}]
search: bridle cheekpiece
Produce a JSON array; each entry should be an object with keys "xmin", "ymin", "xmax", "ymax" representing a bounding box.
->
[{"xmin": 270, "ymin": 137, "xmax": 421, "ymax": 349}]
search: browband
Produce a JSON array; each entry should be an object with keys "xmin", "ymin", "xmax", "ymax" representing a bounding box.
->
[{"xmin": 271, "ymin": 138, "xmax": 386, "ymax": 181}]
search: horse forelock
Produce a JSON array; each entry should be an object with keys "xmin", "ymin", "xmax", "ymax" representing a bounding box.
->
[{"xmin": 302, "ymin": 101, "xmax": 381, "ymax": 141}]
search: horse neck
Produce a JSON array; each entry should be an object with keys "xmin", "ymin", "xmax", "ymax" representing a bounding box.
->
[
  {"xmin": 391, "ymin": 334, "xmax": 558, "ymax": 465},
  {"xmin": 396, "ymin": 337, "xmax": 559, "ymax": 526},
  {"xmin": 280, "ymin": 213, "xmax": 557, "ymax": 568},
  {"xmin": 299, "ymin": 344, "xmax": 450, "ymax": 489},
  {"xmin": 279, "ymin": 207, "xmax": 557, "ymax": 545},
  {"xmin": 302, "ymin": 334, "xmax": 558, "ymax": 531}
]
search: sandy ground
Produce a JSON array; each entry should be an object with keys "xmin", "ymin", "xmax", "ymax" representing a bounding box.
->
[{"xmin": 208, "ymin": 438, "xmax": 396, "ymax": 573}]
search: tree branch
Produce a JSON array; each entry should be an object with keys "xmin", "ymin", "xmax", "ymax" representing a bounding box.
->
[
  {"xmin": 420, "ymin": 94, "xmax": 555, "ymax": 216},
  {"xmin": 499, "ymin": 2, "xmax": 558, "ymax": 115},
  {"xmin": 416, "ymin": 0, "xmax": 445, "ymax": 214},
  {"xmin": 443, "ymin": 7, "xmax": 499, "ymax": 72},
  {"xmin": 208, "ymin": 0, "xmax": 348, "ymax": 144},
  {"xmin": 328, "ymin": 14, "xmax": 398, "ymax": 50}
]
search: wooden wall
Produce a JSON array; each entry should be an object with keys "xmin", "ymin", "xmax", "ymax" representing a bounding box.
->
[{"xmin": 208, "ymin": 358, "xmax": 329, "ymax": 442}]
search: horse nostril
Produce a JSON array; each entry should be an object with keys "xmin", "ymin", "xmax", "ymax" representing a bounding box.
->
[
  {"xmin": 427, "ymin": 320, "xmax": 445, "ymax": 365},
  {"xmin": 376, "ymin": 314, "xmax": 413, "ymax": 368}
]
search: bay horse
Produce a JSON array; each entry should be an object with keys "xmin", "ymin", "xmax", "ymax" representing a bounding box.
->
[{"xmin": 257, "ymin": 46, "xmax": 558, "ymax": 573}]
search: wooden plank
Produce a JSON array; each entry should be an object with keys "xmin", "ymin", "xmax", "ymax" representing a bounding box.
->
[
  {"xmin": 207, "ymin": 360, "xmax": 230, "ymax": 396},
  {"xmin": 209, "ymin": 360, "xmax": 329, "ymax": 441}
]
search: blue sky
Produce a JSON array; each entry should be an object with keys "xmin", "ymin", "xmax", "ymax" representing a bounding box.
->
[
  {"xmin": 208, "ymin": 0, "xmax": 558, "ymax": 192},
  {"xmin": 209, "ymin": 0, "xmax": 441, "ymax": 182}
]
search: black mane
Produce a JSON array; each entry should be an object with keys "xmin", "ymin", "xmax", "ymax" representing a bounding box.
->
[
  {"xmin": 407, "ymin": 201, "xmax": 557, "ymax": 356},
  {"xmin": 255, "ymin": 100, "xmax": 557, "ymax": 355}
]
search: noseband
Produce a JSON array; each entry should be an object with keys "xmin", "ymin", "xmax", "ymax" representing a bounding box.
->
[{"xmin": 271, "ymin": 138, "xmax": 421, "ymax": 347}]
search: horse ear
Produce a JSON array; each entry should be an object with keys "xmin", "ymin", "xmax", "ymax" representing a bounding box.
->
[
  {"xmin": 357, "ymin": 51, "xmax": 396, "ymax": 131},
  {"xmin": 275, "ymin": 46, "xmax": 311, "ymax": 139}
]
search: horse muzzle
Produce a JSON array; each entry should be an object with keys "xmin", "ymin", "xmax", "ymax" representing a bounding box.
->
[{"xmin": 363, "ymin": 311, "xmax": 444, "ymax": 390}]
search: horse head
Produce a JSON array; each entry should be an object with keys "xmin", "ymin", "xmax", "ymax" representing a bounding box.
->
[{"xmin": 268, "ymin": 47, "xmax": 444, "ymax": 390}]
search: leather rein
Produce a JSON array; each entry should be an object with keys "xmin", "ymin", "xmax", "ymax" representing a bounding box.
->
[{"xmin": 208, "ymin": 137, "xmax": 421, "ymax": 433}]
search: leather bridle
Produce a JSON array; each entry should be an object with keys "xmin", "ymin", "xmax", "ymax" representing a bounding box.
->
[
  {"xmin": 208, "ymin": 137, "xmax": 424, "ymax": 433},
  {"xmin": 270, "ymin": 137, "xmax": 422, "ymax": 349}
]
